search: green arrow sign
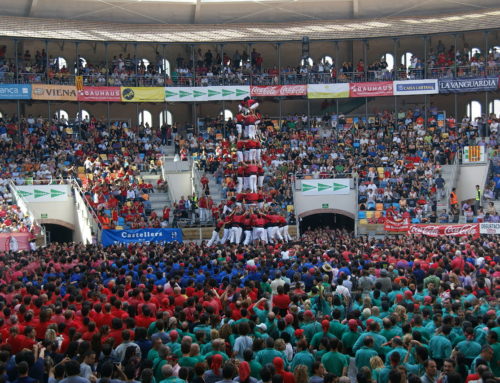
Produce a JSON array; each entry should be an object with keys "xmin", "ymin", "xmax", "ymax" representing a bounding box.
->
[
  {"xmin": 165, "ymin": 90, "xmax": 177, "ymax": 98},
  {"xmin": 193, "ymin": 90, "xmax": 205, "ymax": 98},
  {"xmin": 222, "ymin": 89, "xmax": 234, "ymax": 97},
  {"xmin": 18, "ymin": 190, "xmax": 32, "ymax": 198},
  {"xmin": 207, "ymin": 89, "xmax": 220, "ymax": 97},
  {"xmin": 236, "ymin": 89, "xmax": 248, "ymax": 96},
  {"xmin": 179, "ymin": 90, "xmax": 191, "ymax": 98},
  {"xmin": 302, "ymin": 184, "xmax": 316, "ymax": 192},
  {"xmin": 318, "ymin": 183, "xmax": 332, "ymax": 192},
  {"xmin": 34, "ymin": 189, "xmax": 49, "ymax": 198},
  {"xmin": 333, "ymin": 183, "xmax": 348, "ymax": 191},
  {"xmin": 50, "ymin": 189, "xmax": 65, "ymax": 198}
]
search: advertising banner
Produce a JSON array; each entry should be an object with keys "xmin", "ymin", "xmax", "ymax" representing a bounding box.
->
[
  {"xmin": 0, "ymin": 233, "xmax": 31, "ymax": 252},
  {"xmin": 438, "ymin": 77, "xmax": 499, "ymax": 93},
  {"xmin": 384, "ymin": 217, "xmax": 410, "ymax": 232},
  {"xmin": 479, "ymin": 223, "xmax": 500, "ymax": 235},
  {"xmin": 408, "ymin": 224, "xmax": 479, "ymax": 237},
  {"xmin": 463, "ymin": 146, "xmax": 486, "ymax": 163},
  {"xmin": 307, "ymin": 83, "xmax": 349, "ymax": 99},
  {"xmin": 31, "ymin": 84, "xmax": 77, "ymax": 101},
  {"xmin": 15, "ymin": 185, "xmax": 70, "ymax": 202},
  {"xmin": 0, "ymin": 84, "xmax": 32, "ymax": 100},
  {"xmin": 120, "ymin": 87, "xmax": 165, "ymax": 102},
  {"xmin": 78, "ymin": 86, "xmax": 121, "ymax": 102},
  {"xmin": 393, "ymin": 79, "xmax": 439, "ymax": 95},
  {"xmin": 165, "ymin": 86, "xmax": 250, "ymax": 102},
  {"xmin": 349, "ymin": 81, "xmax": 394, "ymax": 97},
  {"xmin": 300, "ymin": 179, "xmax": 350, "ymax": 195},
  {"xmin": 102, "ymin": 228, "xmax": 183, "ymax": 246},
  {"xmin": 250, "ymin": 85, "xmax": 307, "ymax": 97}
]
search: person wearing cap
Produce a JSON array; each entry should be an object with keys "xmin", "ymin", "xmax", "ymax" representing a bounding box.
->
[
  {"xmin": 341, "ymin": 319, "xmax": 361, "ymax": 356},
  {"xmin": 321, "ymin": 338, "xmax": 348, "ymax": 377},
  {"xmin": 300, "ymin": 310, "xmax": 321, "ymax": 344},
  {"xmin": 310, "ymin": 320, "xmax": 336, "ymax": 349},
  {"xmin": 290, "ymin": 339, "xmax": 314, "ymax": 374},
  {"xmin": 273, "ymin": 357, "xmax": 294, "ymax": 383},
  {"xmin": 253, "ymin": 323, "xmax": 269, "ymax": 341}
]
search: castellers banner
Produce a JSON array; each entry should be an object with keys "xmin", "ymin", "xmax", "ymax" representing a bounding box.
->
[
  {"xmin": 165, "ymin": 86, "xmax": 250, "ymax": 102},
  {"xmin": 102, "ymin": 228, "xmax": 183, "ymax": 246}
]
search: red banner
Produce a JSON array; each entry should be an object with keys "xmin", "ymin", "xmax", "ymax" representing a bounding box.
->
[
  {"xmin": 408, "ymin": 224, "xmax": 480, "ymax": 237},
  {"xmin": 384, "ymin": 217, "xmax": 410, "ymax": 232},
  {"xmin": 250, "ymin": 85, "xmax": 307, "ymax": 97},
  {"xmin": 349, "ymin": 81, "xmax": 394, "ymax": 97},
  {"xmin": 77, "ymin": 87, "xmax": 121, "ymax": 102},
  {"xmin": 0, "ymin": 233, "xmax": 31, "ymax": 252}
]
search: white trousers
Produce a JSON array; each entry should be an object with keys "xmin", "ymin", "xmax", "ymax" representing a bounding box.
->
[
  {"xmin": 230, "ymin": 226, "xmax": 243, "ymax": 244},
  {"xmin": 248, "ymin": 125, "xmax": 256, "ymax": 139},
  {"xmin": 253, "ymin": 227, "xmax": 267, "ymax": 243},
  {"xmin": 237, "ymin": 151, "xmax": 244, "ymax": 162},
  {"xmin": 249, "ymin": 174, "xmax": 257, "ymax": 192},
  {"xmin": 249, "ymin": 149, "xmax": 257, "ymax": 162},
  {"xmin": 221, "ymin": 228, "xmax": 231, "ymax": 244},
  {"xmin": 258, "ymin": 175, "xmax": 264, "ymax": 188},
  {"xmin": 243, "ymin": 230, "xmax": 253, "ymax": 245},
  {"xmin": 236, "ymin": 177, "xmax": 243, "ymax": 193},
  {"xmin": 280, "ymin": 225, "xmax": 292, "ymax": 242},
  {"xmin": 207, "ymin": 230, "xmax": 220, "ymax": 247}
]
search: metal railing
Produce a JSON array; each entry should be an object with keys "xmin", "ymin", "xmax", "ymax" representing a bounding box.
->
[
  {"xmin": 9, "ymin": 181, "xmax": 47, "ymax": 246},
  {"xmin": 70, "ymin": 177, "xmax": 102, "ymax": 233}
]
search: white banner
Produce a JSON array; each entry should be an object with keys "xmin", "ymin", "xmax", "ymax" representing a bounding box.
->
[
  {"xmin": 393, "ymin": 79, "xmax": 439, "ymax": 95},
  {"xmin": 479, "ymin": 223, "xmax": 500, "ymax": 235},
  {"xmin": 165, "ymin": 86, "xmax": 250, "ymax": 102},
  {"xmin": 15, "ymin": 185, "xmax": 70, "ymax": 202},
  {"xmin": 300, "ymin": 179, "xmax": 350, "ymax": 195}
]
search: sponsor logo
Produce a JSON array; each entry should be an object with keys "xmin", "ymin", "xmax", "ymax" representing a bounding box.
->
[
  {"xmin": 122, "ymin": 88, "xmax": 135, "ymax": 100},
  {"xmin": 396, "ymin": 83, "xmax": 436, "ymax": 92}
]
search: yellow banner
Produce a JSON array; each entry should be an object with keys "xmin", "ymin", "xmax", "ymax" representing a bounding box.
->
[
  {"xmin": 32, "ymin": 84, "xmax": 77, "ymax": 101},
  {"xmin": 307, "ymin": 83, "xmax": 349, "ymax": 99},
  {"xmin": 120, "ymin": 87, "xmax": 165, "ymax": 102}
]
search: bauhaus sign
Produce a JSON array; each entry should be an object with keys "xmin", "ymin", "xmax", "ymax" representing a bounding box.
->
[{"xmin": 300, "ymin": 179, "xmax": 350, "ymax": 195}]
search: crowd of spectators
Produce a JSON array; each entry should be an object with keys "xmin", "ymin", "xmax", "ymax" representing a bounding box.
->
[
  {"xmin": 2, "ymin": 42, "xmax": 500, "ymax": 87},
  {"xmin": 0, "ymin": 113, "xmax": 168, "ymax": 230},
  {"xmin": 0, "ymin": 228, "xmax": 495, "ymax": 383}
]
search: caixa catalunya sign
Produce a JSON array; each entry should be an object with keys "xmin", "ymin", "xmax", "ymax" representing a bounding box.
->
[{"xmin": 250, "ymin": 85, "xmax": 307, "ymax": 97}]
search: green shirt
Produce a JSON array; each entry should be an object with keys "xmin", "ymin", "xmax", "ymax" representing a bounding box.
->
[
  {"xmin": 456, "ymin": 340, "xmax": 481, "ymax": 360},
  {"xmin": 179, "ymin": 355, "xmax": 204, "ymax": 368},
  {"xmin": 429, "ymin": 335, "xmax": 452, "ymax": 359},
  {"xmin": 147, "ymin": 348, "xmax": 159, "ymax": 362},
  {"xmin": 290, "ymin": 351, "xmax": 315, "ymax": 374},
  {"xmin": 160, "ymin": 377, "xmax": 186, "ymax": 383},
  {"xmin": 310, "ymin": 331, "xmax": 335, "ymax": 349},
  {"xmin": 321, "ymin": 351, "xmax": 348, "ymax": 376},
  {"xmin": 249, "ymin": 360, "xmax": 263, "ymax": 380},
  {"xmin": 256, "ymin": 348, "xmax": 287, "ymax": 367},
  {"xmin": 491, "ymin": 341, "xmax": 500, "ymax": 377},
  {"xmin": 341, "ymin": 330, "xmax": 361, "ymax": 355},
  {"xmin": 355, "ymin": 346, "xmax": 378, "ymax": 370}
]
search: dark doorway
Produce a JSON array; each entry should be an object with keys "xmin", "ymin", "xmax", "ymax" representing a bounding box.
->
[
  {"xmin": 299, "ymin": 213, "xmax": 354, "ymax": 233},
  {"xmin": 43, "ymin": 224, "xmax": 73, "ymax": 244}
]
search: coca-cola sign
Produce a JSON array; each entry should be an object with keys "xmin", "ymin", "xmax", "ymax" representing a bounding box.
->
[
  {"xmin": 408, "ymin": 224, "xmax": 479, "ymax": 237},
  {"xmin": 349, "ymin": 81, "xmax": 394, "ymax": 97},
  {"xmin": 250, "ymin": 85, "xmax": 307, "ymax": 97}
]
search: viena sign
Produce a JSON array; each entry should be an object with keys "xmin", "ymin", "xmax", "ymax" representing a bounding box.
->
[{"xmin": 102, "ymin": 228, "xmax": 183, "ymax": 246}]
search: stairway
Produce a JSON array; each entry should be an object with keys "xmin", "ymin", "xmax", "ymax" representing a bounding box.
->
[
  {"xmin": 206, "ymin": 175, "xmax": 224, "ymax": 205},
  {"xmin": 436, "ymin": 164, "xmax": 457, "ymax": 211},
  {"xmin": 140, "ymin": 171, "xmax": 171, "ymax": 217}
]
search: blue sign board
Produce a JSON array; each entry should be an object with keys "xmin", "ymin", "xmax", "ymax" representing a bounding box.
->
[
  {"xmin": 438, "ymin": 77, "xmax": 498, "ymax": 93},
  {"xmin": 0, "ymin": 84, "xmax": 32, "ymax": 99},
  {"xmin": 102, "ymin": 228, "xmax": 183, "ymax": 246}
]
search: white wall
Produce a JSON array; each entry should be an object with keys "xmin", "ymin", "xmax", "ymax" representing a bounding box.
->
[
  {"xmin": 293, "ymin": 183, "xmax": 357, "ymax": 219},
  {"xmin": 456, "ymin": 164, "xmax": 490, "ymax": 203},
  {"xmin": 165, "ymin": 172, "xmax": 193, "ymax": 203}
]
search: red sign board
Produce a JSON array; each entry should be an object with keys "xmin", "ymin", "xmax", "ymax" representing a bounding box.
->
[
  {"xmin": 0, "ymin": 233, "xmax": 31, "ymax": 252},
  {"xmin": 384, "ymin": 217, "xmax": 410, "ymax": 232},
  {"xmin": 250, "ymin": 85, "xmax": 307, "ymax": 97},
  {"xmin": 408, "ymin": 224, "xmax": 479, "ymax": 237},
  {"xmin": 77, "ymin": 87, "xmax": 122, "ymax": 102},
  {"xmin": 349, "ymin": 81, "xmax": 394, "ymax": 97}
]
